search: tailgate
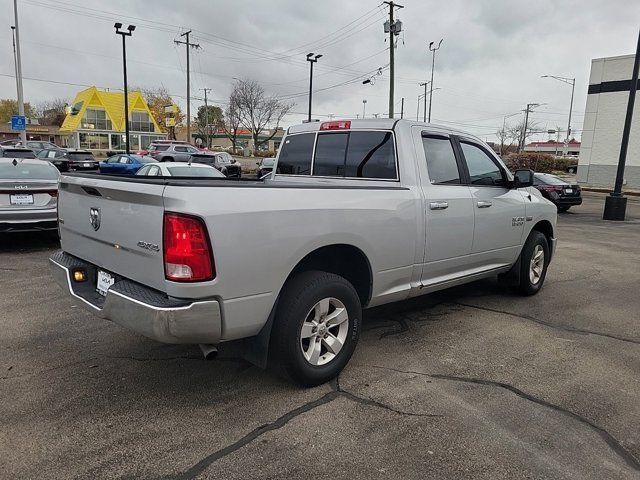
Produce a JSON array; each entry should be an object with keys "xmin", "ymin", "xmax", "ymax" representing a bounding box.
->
[{"xmin": 58, "ymin": 175, "xmax": 167, "ymax": 292}]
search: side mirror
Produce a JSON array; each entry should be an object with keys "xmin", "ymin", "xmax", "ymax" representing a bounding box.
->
[{"xmin": 513, "ymin": 169, "xmax": 534, "ymax": 188}]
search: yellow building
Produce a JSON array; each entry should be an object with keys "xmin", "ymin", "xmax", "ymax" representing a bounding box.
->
[{"xmin": 60, "ymin": 86, "xmax": 166, "ymax": 156}]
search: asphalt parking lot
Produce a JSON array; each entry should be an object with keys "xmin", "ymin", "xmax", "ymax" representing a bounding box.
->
[{"xmin": 1, "ymin": 192, "xmax": 639, "ymax": 479}]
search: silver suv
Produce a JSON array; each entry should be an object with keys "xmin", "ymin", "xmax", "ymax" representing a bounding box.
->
[{"xmin": 148, "ymin": 143, "xmax": 200, "ymax": 162}]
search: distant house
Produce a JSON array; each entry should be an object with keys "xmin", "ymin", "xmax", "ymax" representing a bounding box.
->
[
  {"xmin": 59, "ymin": 86, "xmax": 166, "ymax": 156},
  {"xmin": 196, "ymin": 127, "xmax": 285, "ymax": 152},
  {"xmin": 524, "ymin": 140, "xmax": 580, "ymax": 156}
]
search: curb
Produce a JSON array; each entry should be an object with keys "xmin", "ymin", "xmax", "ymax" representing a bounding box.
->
[{"xmin": 580, "ymin": 187, "xmax": 640, "ymax": 197}]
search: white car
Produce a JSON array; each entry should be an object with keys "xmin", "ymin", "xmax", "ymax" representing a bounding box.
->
[
  {"xmin": 51, "ymin": 119, "xmax": 557, "ymax": 386},
  {"xmin": 135, "ymin": 162, "xmax": 225, "ymax": 178}
]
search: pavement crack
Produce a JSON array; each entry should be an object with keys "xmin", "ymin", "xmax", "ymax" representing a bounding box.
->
[
  {"xmin": 457, "ymin": 302, "xmax": 640, "ymax": 345},
  {"xmin": 370, "ymin": 365, "xmax": 640, "ymax": 471},
  {"xmin": 167, "ymin": 391, "xmax": 340, "ymax": 480}
]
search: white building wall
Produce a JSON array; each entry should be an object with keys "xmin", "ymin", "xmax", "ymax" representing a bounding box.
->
[{"xmin": 578, "ymin": 54, "xmax": 640, "ymax": 188}]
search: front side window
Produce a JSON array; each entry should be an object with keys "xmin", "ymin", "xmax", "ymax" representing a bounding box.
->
[
  {"xmin": 174, "ymin": 146, "xmax": 187, "ymax": 153},
  {"xmin": 460, "ymin": 142, "xmax": 506, "ymax": 187},
  {"xmin": 276, "ymin": 133, "xmax": 314, "ymax": 175},
  {"xmin": 422, "ymin": 135, "xmax": 461, "ymax": 184}
]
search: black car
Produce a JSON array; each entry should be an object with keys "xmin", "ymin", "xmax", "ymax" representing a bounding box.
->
[
  {"xmin": 256, "ymin": 157, "xmax": 275, "ymax": 178},
  {"xmin": 533, "ymin": 173, "xmax": 582, "ymax": 212},
  {"xmin": 0, "ymin": 146, "xmax": 36, "ymax": 159},
  {"xmin": 37, "ymin": 148, "xmax": 99, "ymax": 172},
  {"xmin": 189, "ymin": 152, "xmax": 242, "ymax": 178}
]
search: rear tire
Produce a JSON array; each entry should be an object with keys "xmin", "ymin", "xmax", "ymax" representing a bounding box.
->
[
  {"xmin": 270, "ymin": 271, "xmax": 361, "ymax": 387},
  {"xmin": 514, "ymin": 231, "xmax": 549, "ymax": 296}
]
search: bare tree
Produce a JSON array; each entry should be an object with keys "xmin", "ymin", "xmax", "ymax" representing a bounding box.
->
[
  {"xmin": 507, "ymin": 119, "xmax": 540, "ymax": 152},
  {"xmin": 34, "ymin": 98, "xmax": 68, "ymax": 126},
  {"xmin": 233, "ymin": 79, "xmax": 292, "ymax": 151},
  {"xmin": 221, "ymin": 91, "xmax": 242, "ymax": 150}
]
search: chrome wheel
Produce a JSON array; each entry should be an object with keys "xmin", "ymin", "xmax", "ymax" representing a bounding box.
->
[
  {"xmin": 529, "ymin": 245, "xmax": 545, "ymax": 285},
  {"xmin": 300, "ymin": 297, "xmax": 349, "ymax": 366}
]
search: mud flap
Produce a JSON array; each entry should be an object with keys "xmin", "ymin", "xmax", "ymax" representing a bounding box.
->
[{"xmin": 240, "ymin": 296, "xmax": 278, "ymax": 369}]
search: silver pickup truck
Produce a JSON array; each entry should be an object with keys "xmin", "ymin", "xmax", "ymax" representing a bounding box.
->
[{"xmin": 50, "ymin": 119, "xmax": 557, "ymax": 386}]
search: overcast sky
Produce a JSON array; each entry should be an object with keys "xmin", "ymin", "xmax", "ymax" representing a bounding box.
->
[{"xmin": 2, "ymin": 0, "xmax": 639, "ymax": 142}]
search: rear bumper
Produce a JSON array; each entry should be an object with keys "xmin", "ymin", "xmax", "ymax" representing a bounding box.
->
[
  {"xmin": 49, "ymin": 251, "xmax": 222, "ymax": 344},
  {"xmin": 0, "ymin": 207, "xmax": 57, "ymax": 232},
  {"xmin": 555, "ymin": 196, "xmax": 582, "ymax": 206}
]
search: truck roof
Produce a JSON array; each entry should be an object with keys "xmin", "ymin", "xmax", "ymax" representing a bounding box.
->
[{"xmin": 287, "ymin": 118, "xmax": 480, "ymax": 141}]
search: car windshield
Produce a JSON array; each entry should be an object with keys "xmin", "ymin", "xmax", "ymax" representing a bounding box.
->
[
  {"xmin": 2, "ymin": 149, "xmax": 36, "ymax": 159},
  {"xmin": 0, "ymin": 162, "xmax": 59, "ymax": 180},
  {"xmin": 535, "ymin": 174, "xmax": 567, "ymax": 185},
  {"xmin": 190, "ymin": 156, "xmax": 215, "ymax": 164},
  {"xmin": 166, "ymin": 166, "xmax": 224, "ymax": 177},
  {"xmin": 68, "ymin": 152, "xmax": 95, "ymax": 161},
  {"xmin": 149, "ymin": 144, "xmax": 169, "ymax": 152}
]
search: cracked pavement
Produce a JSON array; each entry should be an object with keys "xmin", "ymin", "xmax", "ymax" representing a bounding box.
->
[{"xmin": 1, "ymin": 192, "xmax": 639, "ymax": 479}]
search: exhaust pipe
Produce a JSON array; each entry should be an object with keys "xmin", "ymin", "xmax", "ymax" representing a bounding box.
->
[{"xmin": 199, "ymin": 344, "xmax": 218, "ymax": 360}]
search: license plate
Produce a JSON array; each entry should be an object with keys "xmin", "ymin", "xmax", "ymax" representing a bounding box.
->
[
  {"xmin": 96, "ymin": 270, "xmax": 115, "ymax": 296},
  {"xmin": 565, "ymin": 188, "xmax": 573, "ymax": 194},
  {"xmin": 10, "ymin": 193, "xmax": 33, "ymax": 205},
  {"xmin": 83, "ymin": 163, "xmax": 91, "ymax": 167}
]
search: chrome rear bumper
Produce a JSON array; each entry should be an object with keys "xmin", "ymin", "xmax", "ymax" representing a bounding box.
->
[{"xmin": 49, "ymin": 251, "xmax": 222, "ymax": 344}]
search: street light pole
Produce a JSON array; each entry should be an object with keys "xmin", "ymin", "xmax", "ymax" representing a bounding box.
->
[
  {"xmin": 306, "ymin": 53, "xmax": 322, "ymax": 122},
  {"xmin": 114, "ymin": 23, "xmax": 135, "ymax": 154},
  {"xmin": 362, "ymin": 99, "xmax": 367, "ymax": 119},
  {"xmin": 541, "ymin": 74, "xmax": 576, "ymax": 155},
  {"xmin": 428, "ymin": 39, "xmax": 443, "ymax": 123},
  {"xmin": 12, "ymin": 0, "xmax": 26, "ymax": 145}
]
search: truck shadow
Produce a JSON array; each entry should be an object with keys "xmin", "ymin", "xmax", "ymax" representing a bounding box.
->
[{"xmin": 0, "ymin": 231, "xmax": 59, "ymax": 253}]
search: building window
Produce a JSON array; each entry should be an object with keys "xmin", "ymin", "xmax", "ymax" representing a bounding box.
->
[
  {"xmin": 82, "ymin": 108, "xmax": 112, "ymax": 130},
  {"xmin": 129, "ymin": 111, "xmax": 155, "ymax": 132},
  {"xmin": 79, "ymin": 132, "xmax": 109, "ymax": 150}
]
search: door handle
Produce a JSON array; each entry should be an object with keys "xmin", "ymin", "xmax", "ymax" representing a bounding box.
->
[
  {"xmin": 429, "ymin": 201, "xmax": 449, "ymax": 210},
  {"xmin": 477, "ymin": 200, "xmax": 493, "ymax": 208}
]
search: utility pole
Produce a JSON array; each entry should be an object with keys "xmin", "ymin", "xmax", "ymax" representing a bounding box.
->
[
  {"xmin": 12, "ymin": 0, "xmax": 26, "ymax": 145},
  {"xmin": 362, "ymin": 99, "xmax": 367, "ymax": 119},
  {"xmin": 400, "ymin": 97, "xmax": 404, "ymax": 119},
  {"xmin": 200, "ymin": 87, "xmax": 212, "ymax": 148},
  {"xmin": 603, "ymin": 29, "xmax": 640, "ymax": 221},
  {"xmin": 306, "ymin": 53, "xmax": 322, "ymax": 122},
  {"xmin": 419, "ymin": 81, "xmax": 430, "ymax": 122},
  {"xmin": 428, "ymin": 39, "xmax": 443, "ymax": 123},
  {"xmin": 519, "ymin": 103, "xmax": 540, "ymax": 152},
  {"xmin": 542, "ymin": 75, "xmax": 576, "ymax": 155},
  {"xmin": 416, "ymin": 94, "xmax": 422, "ymax": 121},
  {"xmin": 114, "ymin": 23, "xmax": 135, "ymax": 154},
  {"xmin": 383, "ymin": 1, "xmax": 403, "ymax": 119},
  {"xmin": 174, "ymin": 31, "xmax": 200, "ymax": 143}
]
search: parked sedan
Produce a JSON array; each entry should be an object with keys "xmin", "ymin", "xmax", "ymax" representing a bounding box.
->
[
  {"xmin": 256, "ymin": 157, "xmax": 275, "ymax": 178},
  {"xmin": 189, "ymin": 152, "xmax": 242, "ymax": 178},
  {"xmin": 533, "ymin": 173, "xmax": 582, "ymax": 212},
  {"xmin": 136, "ymin": 162, "xmax": 226, "ymax": 178},
  {"xmin": 37, "ymin": 149, "xmax": 99, "ymax": 172},
  {"xmin": 0, "ymin": 140, "xmax": 58, "ymax": 153},
  {"xmin": 99, "ymin": 154, "xmax": 157, "ymax": 175},
  {"xmin": 0, "ymin": 158, "xmax": 59, "ymax": 233}
]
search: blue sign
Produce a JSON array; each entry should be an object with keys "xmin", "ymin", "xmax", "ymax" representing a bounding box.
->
[{"xmin": 11, "ymin": 115, "xmax": 26, "ymax": 131}]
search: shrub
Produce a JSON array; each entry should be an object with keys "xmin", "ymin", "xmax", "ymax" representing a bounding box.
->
[
  {"xmin": 254, "ymin": 150, "xmax": 276, "ymax": 158},
  {"xmin": 505, "ymin": 152, "xmax": 576, "ymax": 173}
]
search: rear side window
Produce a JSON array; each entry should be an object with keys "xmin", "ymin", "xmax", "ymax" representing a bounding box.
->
[
  {"xmin": 277, "ymin": 133, "xmax": 314, "ymax": 175},
  {"xmin": 345, "ymin": 131, "xmax": 396, "ymax": 179},
  {"xmin": 422, "ymin": 136, "xmax": 461, "ymax": 184}
]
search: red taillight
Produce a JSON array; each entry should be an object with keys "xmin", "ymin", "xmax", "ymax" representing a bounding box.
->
[
  {"xmin": 320, "ymin": 120, "xmax": 351, "ymax": 131},
  {"xmin": 163, "ymin": 213, "xmax": 214, "ymax": 282}
]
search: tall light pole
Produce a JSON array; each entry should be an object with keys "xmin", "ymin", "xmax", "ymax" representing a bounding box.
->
[
  {"xmin": 114, "ymin": 23, "xmax": 135, "ymax": 154},
  {"xmin": 419, "ymin": 81, "xmax": 430, "ymax": 122},
  {"xmin": 12, "ymin": 0, "xmax": 26, "ymax": 145},
  {"xmin": 428, "ymin": 39, "xmax": 443, "ymax": 123},
  {"xmin": 362, "ymin": 99, "xmax": 367, "ymax": 119},
  {"xmin": 306, "ymin": 53, "xmax": 322, "ymax": 122},
  {"xmin": 542, "ymin": 75, "xmax": 576, "ymax": 155},
  {"xmin": 175, "ymin": 31, "xmax": 200, "ymax": 142},
  {"xmin": 200, "ymin": 87, "xmax": 212, "ymax": 148}
]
